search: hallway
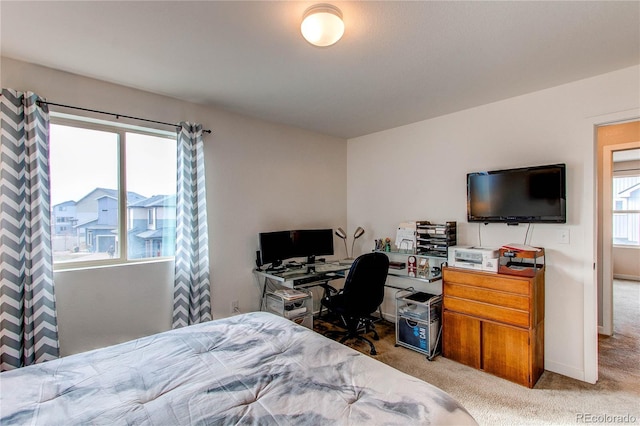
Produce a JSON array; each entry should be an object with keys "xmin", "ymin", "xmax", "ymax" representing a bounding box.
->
[{"xmin": 598, "ymin": 279, "xmax": 640, "ymax": 386}]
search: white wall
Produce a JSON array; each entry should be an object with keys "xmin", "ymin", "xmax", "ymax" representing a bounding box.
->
[
  {"xmin": 53, "ymin": 260, "xmax": 174, "ymax": 356},
  {"xmin": 1, "ymin": 57, "xmax": 347, "ymax": 356},
  {"xmin": 347, "ymin": 65, "xmax": 640, "ymax": 382}
]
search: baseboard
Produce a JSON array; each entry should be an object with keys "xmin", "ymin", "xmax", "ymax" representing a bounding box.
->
[
  {"xmin": 545, "ymin": 360, "xmax": 591, "ymax": 383},
  {"xmin": 613, "ymin": 274, "xmax": 640, "ymax": 282},
  {"xmin": 381, "ymin": 312, "xmax": 396, "ymax": 323}
]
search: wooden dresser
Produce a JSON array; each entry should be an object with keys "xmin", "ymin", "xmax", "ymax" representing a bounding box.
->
[{"xmin": 442, "ymin": 266, "xmax": 545, "ymax": 388}]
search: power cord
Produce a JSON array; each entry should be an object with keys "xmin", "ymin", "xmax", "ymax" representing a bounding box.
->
[{"xmin": 524, "ymin": 223, "xmax": 532, "ymax": 245}]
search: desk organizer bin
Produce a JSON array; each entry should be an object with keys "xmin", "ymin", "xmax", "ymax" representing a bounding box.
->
[
  {"xmin": 498, "ymin": 246, "xmax": 545, "ymax": 277},
  {"xmin": 291, "ymin": 314, "xmax": 313, "ymax": 329},
  {"xmin": 415, "ymin": 221, "xmax": 457, "ymax": 258}
]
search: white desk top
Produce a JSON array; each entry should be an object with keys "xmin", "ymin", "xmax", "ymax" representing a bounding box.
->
[{"xmin": 255, "ymin": 262, "xmax": 350, "ymax": 287}]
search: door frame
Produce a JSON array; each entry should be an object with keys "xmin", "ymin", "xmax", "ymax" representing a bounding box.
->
[
  {"xmin": 600, "ymin": 139, "xmax": 640, "ymax": 336},
  {"xmin": 588, "ymin": 112, "xmax": 639, "ymax": 384}
]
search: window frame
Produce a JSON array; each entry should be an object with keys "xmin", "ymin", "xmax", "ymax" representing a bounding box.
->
[
  {"xmin": 50, "ymin": 113, "xmax": 177, "ymax": 270},
  {"xmin": 612, "ymin": 170, "xmax": 640, "ymax": 249}
]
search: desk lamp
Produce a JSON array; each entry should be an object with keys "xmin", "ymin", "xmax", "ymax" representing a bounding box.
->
[
  {"xmin": 351, "ymin": 227, "xmax": 365, "ymax": 258},
  {"xmin": 335, "ymin": 227, "xmax": 348, "ymax": 258}
]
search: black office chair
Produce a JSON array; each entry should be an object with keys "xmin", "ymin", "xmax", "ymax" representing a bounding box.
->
[{"xmin": 320, "ymin": 252, "xmax": 389, "ymax": 355}]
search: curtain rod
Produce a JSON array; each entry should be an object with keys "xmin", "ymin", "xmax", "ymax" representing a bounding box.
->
[{"xmin": 36, "ymin": 100, "xmax": 212, "ymax": 134}]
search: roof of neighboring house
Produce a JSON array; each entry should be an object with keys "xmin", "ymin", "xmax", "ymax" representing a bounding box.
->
[
  {"xmin": 133, "ymin": 227, "xmax": 175, "ymax": 240},
  {"xmin": 53, "ymin": 200, "xmax": 76, "ymax": 208},
  {"xmin": 96, "ymin": 194, "xmax": 117, "ymax": 201},
  {"xmin": 135, "ymin": 230, "xmax": 165, "ymax": 239},
  {"xmin": 129, "ymin": 194, "xmax": 176, "ymax": 208},
  {"xmin": 74, "ymin": 218, "xmax": 96, "ymax": 228},
  {"xmin": 74, "ymin": 219, "xmax": 115, "ymax": 230},
  {"xmin": 75, "ymin": 187, "xmax": 146, "ymax": 205}
]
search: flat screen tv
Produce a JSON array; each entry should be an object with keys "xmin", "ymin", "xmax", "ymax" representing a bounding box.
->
[
  {"xmin": 467, "ymin": 163, "xmax": 566, "ymax": 224},
  {"xmin": 259, "ymin": 229, "xmax": 334, "ymax": 265}
]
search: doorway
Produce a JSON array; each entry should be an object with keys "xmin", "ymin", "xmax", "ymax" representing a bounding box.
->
[{"xmin": 596, "ymin": 121, "xmax": 640, "ymax": 337}]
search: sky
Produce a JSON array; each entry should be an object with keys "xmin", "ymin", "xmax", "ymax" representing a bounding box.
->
[{"xmin": 49, "ymin": 124, "xmax": 176, "ymax": 206}]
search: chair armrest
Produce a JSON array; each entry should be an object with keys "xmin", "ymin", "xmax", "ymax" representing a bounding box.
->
[{"xmin": 321, "ymin": 284, "xmax": 340, "ymax": 296}]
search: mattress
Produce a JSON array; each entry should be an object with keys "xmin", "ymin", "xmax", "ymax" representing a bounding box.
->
[{"xmin": 0, "ymin": 311, "xmax": 476, "ymax": 425}]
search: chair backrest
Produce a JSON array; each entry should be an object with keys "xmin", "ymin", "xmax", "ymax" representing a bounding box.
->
[{"xmin": 341, "ymin": 252, "xmax": 390, "ymax": 316}]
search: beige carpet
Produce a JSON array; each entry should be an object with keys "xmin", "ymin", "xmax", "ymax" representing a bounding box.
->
[{"xmin": 314, "ymin": 280, "xmax": 639, "ymax": 425}]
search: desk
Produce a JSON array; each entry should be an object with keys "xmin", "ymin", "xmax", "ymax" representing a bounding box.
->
[{"xmin": 255, "ymin": 263, "xmax": 350, "ymax": 310}]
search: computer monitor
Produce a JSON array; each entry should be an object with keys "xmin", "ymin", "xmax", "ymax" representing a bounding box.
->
[
  {"xmin": 259, "ymin": 229, "xmax": 334, "ymax": 266},
  {"xmin": 259, "ymin": 231, "xmax": 294, "ymax": 265},
  {"xmin": 295, "ymin": 229, "xmax": 334, "ymax": 261}
]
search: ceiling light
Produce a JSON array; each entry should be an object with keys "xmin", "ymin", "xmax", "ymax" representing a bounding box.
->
[{"xmin": 301, "ymin": 4, "xmax": 344, "ymax": 47}]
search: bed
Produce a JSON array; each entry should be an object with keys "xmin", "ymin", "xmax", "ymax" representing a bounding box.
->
[{"xmin": 1, "ymin": 311, "xmax": 476, "ymax": 425}]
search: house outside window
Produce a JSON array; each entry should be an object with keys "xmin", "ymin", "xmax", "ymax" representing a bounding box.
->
[
  {"xmin": 612, "ymin": 175, "xmax": 640, "ymax": 246},
  {"xmin": 49, "ymin": 116, "xmax": 177, "ymax": 268}
]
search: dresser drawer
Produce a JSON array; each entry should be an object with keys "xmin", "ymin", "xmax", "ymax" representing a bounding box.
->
[
  {"xmin": 444, "ymin": 282, "xmax": 530, "ymax": 311},
  {"xmin": 443, "ymin": 268, "xmax": 530, "ymax": 296},
  {"xmin": 444, "ymin": 296, "xmax": 530, "ymax": 328}
]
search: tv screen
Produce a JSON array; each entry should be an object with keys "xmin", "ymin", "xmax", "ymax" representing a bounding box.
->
[
  {"xmin": 259, "ymin": 229, "xmax": 334, "ymax": 265},
  {"xmin": 467, "ymin": 163, "xmax": 566, "ymax": 223}
]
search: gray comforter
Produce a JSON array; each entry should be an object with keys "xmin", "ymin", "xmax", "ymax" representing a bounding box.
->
[{"xmin": 0, "ymin": 311, "xmax": 476, "ymax": 425}]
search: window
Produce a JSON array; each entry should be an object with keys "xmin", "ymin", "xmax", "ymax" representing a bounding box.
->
[
  {"xmin": 612, "ymin": 175, "xmax": 640, "ymax": 246},
  {"xmin": 49, "ymin": 116, "xmax": 177, "ymax": 267}
]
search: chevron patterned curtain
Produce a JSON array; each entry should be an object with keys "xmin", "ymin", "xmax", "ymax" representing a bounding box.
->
[
  {"xmin": 172, "ymin": 123, "xmax": 211, "ymax": 328},
  {"xmin": 0, "ymin": 89, "xmax": 60, "ymax": 370}
]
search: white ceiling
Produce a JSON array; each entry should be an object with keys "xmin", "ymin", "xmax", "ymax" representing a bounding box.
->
[{"xmin": 1, "ymin": 1, "xmax": 639, "ymax": 139}]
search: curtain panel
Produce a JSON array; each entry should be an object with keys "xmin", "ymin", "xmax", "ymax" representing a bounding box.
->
[
  {"xmin": 173, "ymin": 122, "xmax": 211, "ymax": 328},
  {"xmin": 0, "ymin": 89, "xmax": 60, "ymax": 370}
]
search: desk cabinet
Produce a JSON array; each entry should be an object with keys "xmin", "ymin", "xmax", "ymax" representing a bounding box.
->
[{"xmin": 442, "ymin": 267, "xmax": 544, "ymax": 388}]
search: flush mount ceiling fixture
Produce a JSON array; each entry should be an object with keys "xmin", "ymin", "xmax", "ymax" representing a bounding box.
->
[{"xmin": 301, "ymin": 4, "xmax": 344, "ymax": 47}]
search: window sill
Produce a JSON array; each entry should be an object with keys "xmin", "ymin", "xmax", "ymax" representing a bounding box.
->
[{"xmin": 54, "ymin": 257, "xmax": 174, "ymax": 273}]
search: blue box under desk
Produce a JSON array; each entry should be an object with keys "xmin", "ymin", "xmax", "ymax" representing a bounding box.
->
[
  {"xmin": 397, "ymin": 316, "xmax": 440, "ymax": 355},
  {"xmin": 395, "ymin": 291, "xmax": 442, "ymax": 359}
]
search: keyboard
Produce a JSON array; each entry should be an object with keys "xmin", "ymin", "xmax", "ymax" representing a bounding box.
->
[
  {"xmin": 292, "ymin": 276, "xmax": 328, "ymax": 286},
  {"xmin": 314, "ymin": 264, "xmax": 348, "ymax": 274},
  {"xmin": 279, "ymin": 270, "xmax": 307, "ymax": 278}
]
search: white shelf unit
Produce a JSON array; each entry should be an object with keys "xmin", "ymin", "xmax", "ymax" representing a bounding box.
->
[
  {"xmin": 264, "ymin": 289, "xmax": 313, "ymax": 329},
  {"xmin": 376, "ymin": 250, "xmax": 445, "ymax": 283}
]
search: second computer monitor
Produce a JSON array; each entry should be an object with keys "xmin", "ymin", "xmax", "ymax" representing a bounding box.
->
[{"xmin": 259, "ymin": 228, "xmax": 334, "ymax": 266}]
